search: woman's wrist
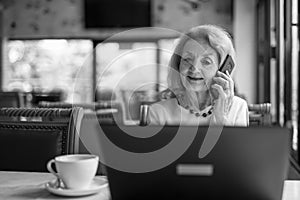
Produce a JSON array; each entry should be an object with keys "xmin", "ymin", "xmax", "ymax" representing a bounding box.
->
[
  {"xmin": 224, "ymin": 96, "xmax": 233, "ymax": 115},
  {"xmin": 211, "ymin": 113, "xmax": 227, "ymax": 125}
]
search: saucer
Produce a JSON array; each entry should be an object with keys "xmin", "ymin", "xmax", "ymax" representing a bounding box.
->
[{"xmin": 45, "ymin": 176, "xmax": 108, "ymax": 197}]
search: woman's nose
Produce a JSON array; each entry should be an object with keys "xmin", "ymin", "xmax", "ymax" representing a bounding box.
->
[{"xmin": 189, "ymin": 61, "xmax": 201, "ymax": 73}]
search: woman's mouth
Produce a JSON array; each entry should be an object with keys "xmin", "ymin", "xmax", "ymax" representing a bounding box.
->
[{"xmin": 187, "ymin": 75, "xmax": 204, "ymax": 81}]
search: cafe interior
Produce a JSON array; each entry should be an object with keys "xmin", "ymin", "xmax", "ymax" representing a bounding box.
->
[{"xmin": 0, "ymin": 0, "xmax": 300, "ymax": 199}]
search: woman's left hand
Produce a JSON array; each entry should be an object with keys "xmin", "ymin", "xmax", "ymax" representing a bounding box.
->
[{"xmin": 210, "ymin": 70, "xmax": 234, "ymax": 124}]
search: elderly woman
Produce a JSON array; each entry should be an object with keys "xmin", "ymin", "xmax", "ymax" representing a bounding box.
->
[{"xmin": 148, "ymin": 25, "xmax": 248, "ymax": 126}]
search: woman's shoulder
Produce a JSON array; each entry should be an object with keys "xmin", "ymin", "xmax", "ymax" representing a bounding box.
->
[
  {"xmin": 148, "ymin": 98, "xmax": 180, "ymax": 125},
  {"xmin": 232, "ymin": 95, "xmax": 247, "ymax": 103},
  {"xmin": 232, "ymin": 96, "xmax": 248, "ymax": 110},
  {"xmin": 150, "ymin": 98, "xmax": 179, "ymax": 110}
]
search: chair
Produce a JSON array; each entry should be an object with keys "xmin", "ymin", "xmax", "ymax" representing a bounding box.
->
[
  {"xmin": 31, "ymin": 91, "xmax": 63, "ymax": 106},
  {"xmin": 140, "ymin": 103, "xmax": 272, "ymax": 126},
  {"xmin": 0, "ymin": 107, "xmax": 84, "ymax": 172},
  {"xmin": 248, "ymin": 103, "xmax": 271, "ymax": 126},
  {"xmin": 0, "ymin": 91, "xmax": 24, "ymax": 108},
  {"xmin": 38, "ymin": 101, "xmax": 124, "ymax": 124},
  {"xmin": 288, "ymin": 155, "xmax": 300, "ymax": 180},
  {"xmin": 38, "ymin": 101, "xmax": 124, "ymax": 175},
  {"xmin": 120, "ymin": 90, "xmax": 149, "ymax": 121},
  {"xmin": 139, "ymin": 89, "xmax": 272, "ymax": 126}
]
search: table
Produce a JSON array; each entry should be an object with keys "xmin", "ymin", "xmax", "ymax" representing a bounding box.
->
[
  {"xmin": 0, "ymin": 171, "xmax": 110, "ymax": 200},
  {"xmin": 0, "ymin": 171, "xmax": 299, "ymax": 200}
]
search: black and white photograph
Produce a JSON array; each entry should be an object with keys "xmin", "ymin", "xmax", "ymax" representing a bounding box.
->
[{"xmin": 0, "ymin": 0, "xmax": 299, "ymax": 199}]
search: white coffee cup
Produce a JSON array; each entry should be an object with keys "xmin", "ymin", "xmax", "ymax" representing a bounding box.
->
[{"xmin": 47, "ymin": 154, "xmax": 99, "ymax": 189}]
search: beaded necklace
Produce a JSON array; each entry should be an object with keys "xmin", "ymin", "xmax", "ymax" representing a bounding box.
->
[
  {"xmin": 174, "ymin": 91, "xmax": 214, "ymax": 118},
  {"xmin": 176, "ymin": 97, "xmax": 214, "ymax": 117},
  {"xmin": 183, "ymin": 105, "xmax": 213, "ymax": 117}
]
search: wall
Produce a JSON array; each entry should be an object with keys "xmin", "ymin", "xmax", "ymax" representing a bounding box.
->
[
  {"xmin": 1, "ymin": 0, "xmax": 258, "ymax": 103},
  {"xmin": 233, "ymin": 0, "xmax": 256, "ymax": 103},
  {"xmin": 154, "ymin": 0, "xmax": 233, "ymax": 33},
  {"xmin": 2, "ymin": 0, "xmax": 233, "ymax": 38}
]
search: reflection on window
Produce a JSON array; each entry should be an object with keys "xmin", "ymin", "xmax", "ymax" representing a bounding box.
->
[
  {"xmin": 95, "ymin": 40, "xmax": 177, "ymax": 121},
  {"xmin": 3, "ymin": 39, "xmax": 93, "ymax": 103},
  {"xmin": 96, "ymin": 42, "xmax": 157, "ymax": 121},
  {"xmin": 158, "ymin": 39, "xmax": 177, "ymax": 91}
]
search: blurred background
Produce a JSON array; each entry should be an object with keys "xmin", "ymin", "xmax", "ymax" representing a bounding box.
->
[{"xmin": 0, "ymin": 0, "xmax": 299, "ymax": 160}]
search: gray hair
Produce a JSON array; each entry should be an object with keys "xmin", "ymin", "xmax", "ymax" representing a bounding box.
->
[{"xmin": 167, "ymin": 24, "xmax": 236, "ymax": 93}]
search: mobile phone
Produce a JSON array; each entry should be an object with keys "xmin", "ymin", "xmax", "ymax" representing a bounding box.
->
[{"xmin": 219, "ymin": 54, "xmax": 234, "ymax": 74}]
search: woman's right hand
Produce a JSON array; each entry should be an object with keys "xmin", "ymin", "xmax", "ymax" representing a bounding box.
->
[{"xmin": 210, "ymin": 71, "xmax": 234, "ymax": 124}]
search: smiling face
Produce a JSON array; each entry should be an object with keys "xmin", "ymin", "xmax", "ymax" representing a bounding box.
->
[{"xmin": 179, "ymin": 39, "xmax": 219, "ymax": 92}]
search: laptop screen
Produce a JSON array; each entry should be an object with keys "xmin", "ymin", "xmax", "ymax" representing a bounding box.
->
[{"xmin": 93, "ymin": 125, "xmax": 290, "ymax": 200}]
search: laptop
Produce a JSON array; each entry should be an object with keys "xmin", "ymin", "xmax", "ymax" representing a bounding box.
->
[{"xmin": 97, "ymin": 125, "xmax": 290, "ymax": 200}]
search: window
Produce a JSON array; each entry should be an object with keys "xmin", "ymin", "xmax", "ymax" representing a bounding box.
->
[
  {"xmin": 3, "ymin": 39, "xmax": 93, "ymax": 103},
  {"xmin": 3, "ymin": 38, "xmax": 177, "ymax": 123},
  {"xmin": 95, "ymin": 39, "xmax": 176, "ymax": 121},
  {"xmin": 96, "ymin": 42, "xmax": 157, "ymax": 121},
  {"xmin": 158, "ymin": 39, "xmax": 177, "ymax": 91}
]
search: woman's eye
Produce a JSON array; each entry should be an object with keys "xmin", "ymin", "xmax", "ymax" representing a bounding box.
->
[
  {"xmin": 201, "ymin": 59, "xmax": 212, "ymax": 66},
  {"xmin": 182, "ymin": 58, "xmax": 193, "ymax": 65}
]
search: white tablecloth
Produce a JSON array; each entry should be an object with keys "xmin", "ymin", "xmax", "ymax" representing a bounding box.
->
[
  {"xmin": 0, "ymin": 171, "xmax": 299, "ymax": 200},
  {"xmin": 0, "ymin": 171, "xmax": 110, "ymax": 200}
]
